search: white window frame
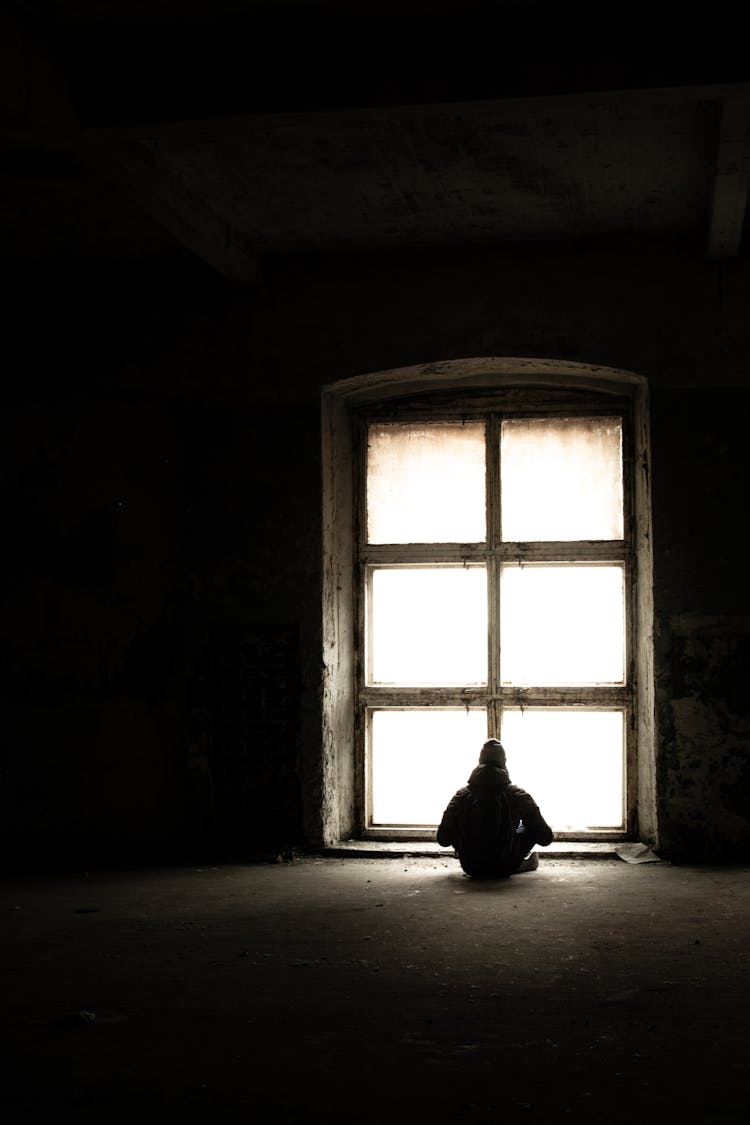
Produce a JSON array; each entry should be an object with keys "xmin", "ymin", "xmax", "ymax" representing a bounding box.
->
[{"xmin": 320, "ymin": 360, "xmax": 656, "ymax": 849}]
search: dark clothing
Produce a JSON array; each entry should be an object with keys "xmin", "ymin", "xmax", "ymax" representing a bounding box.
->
[{"xmin": 437, "ymin": 763, "xmax": 553, "ymax": 876}]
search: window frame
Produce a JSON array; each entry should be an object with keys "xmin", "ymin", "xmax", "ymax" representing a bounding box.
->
[
  {"xmin": 319, "ymin": 359, "xmax": 655, "ymax": 852},
  {"xmin": 355, "ymin": 389, "xmax": 637, "ymax": 840}
]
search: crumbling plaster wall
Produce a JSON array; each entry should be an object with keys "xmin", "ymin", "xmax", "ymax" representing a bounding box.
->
[
  {"xmin": 650, "ymin": 389, "xmax": 750, "ymax": 860},
  {"xmin": 2, "ymin": 233, "xmax": 749, "ymax": 862}
]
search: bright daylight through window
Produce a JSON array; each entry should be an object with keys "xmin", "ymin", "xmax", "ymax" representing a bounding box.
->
[{"xmin": 360, "ymin": 411, "xmax": 630, "ymax": 837}]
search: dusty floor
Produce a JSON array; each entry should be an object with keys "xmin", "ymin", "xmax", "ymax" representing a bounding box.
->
[{"xmin": 2, "ymin": 853, "xmax": 749, "ymax": 1124}]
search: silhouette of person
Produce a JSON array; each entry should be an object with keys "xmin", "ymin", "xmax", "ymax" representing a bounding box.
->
[{"xmin": 437, "ymin": 738, "xmax": 554, "ymax": 876}]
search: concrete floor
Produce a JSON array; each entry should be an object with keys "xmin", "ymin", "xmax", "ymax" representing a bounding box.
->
[{"xmin": 2, "ymin": 852, "xmax": 749, "ymax": 1124}]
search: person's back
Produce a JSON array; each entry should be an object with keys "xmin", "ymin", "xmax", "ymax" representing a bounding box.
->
[
  {"xmin": 455, "ymin": 764, "xmax": 516, "ymax": 877},
  {"xmin": 437, "ymin": 739, "xmax": 554, "ymax": 877}
]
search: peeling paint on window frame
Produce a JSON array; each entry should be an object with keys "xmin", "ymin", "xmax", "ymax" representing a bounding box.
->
[{"xmin": 320, "ymin": 360, "xmax": 655, "ymax": 850}]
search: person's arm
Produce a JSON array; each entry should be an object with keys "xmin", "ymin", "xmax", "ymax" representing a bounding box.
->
[
  {"xmin": 512, "ymin": 788, "xmax": 554, "ymax": 846},
  {"xmin": 436, "ymin": 789, "xmax": 467, "ymax": 847}
]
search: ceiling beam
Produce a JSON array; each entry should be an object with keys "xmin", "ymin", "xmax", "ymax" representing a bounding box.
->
[
  {"xmin": 706, "ymin": 97, "xmax": 750, "ymax": 259},
  {"xmin": 89, "ymin": 138, "xmax": 260, "ymax": 283},
  {"xmin": 84, "ymin": 81, "xmax": 750, "ymax": 147}
]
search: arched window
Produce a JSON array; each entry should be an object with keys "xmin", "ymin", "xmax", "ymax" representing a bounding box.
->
[{"xmin": 321, "ymin": 360, "xmax": 655, "ymax": 848}]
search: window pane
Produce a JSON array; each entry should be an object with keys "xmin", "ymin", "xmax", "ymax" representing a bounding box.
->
[
  {"xmin": 370, "ymin": 567, "xmax": 487, "ymax": 684},
  {"xmin": 501, "ymin": 417, "xmax": 623, "ymax": 541},
  {"xmin": 501, "ymin": 710, "xmax": 624, "ymax": 830},
  {"xmin": 500, "ymin": 565, "xmax": 624, "ymax": 685},
  {"xmin": 371, "ymin": 709, "xmax": 487, "ymax": 825},
  {"xmin": 367, "ymin": 422, "xmax": 486, "ymax": 544}
]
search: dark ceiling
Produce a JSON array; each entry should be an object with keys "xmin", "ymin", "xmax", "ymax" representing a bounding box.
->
[{"xmin": 2, "ymin": 1, "xmax": 749, "ymax": 280}]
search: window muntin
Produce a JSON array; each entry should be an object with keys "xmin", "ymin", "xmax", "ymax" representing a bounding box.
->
[{"xmin": 360, "ymin": 408, "xmax": 631, "ymax": 838}]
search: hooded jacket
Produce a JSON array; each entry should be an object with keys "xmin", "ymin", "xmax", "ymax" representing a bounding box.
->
[{"xmin": 436, "ymin": 763, "xmax": 554, "ymax": 854}]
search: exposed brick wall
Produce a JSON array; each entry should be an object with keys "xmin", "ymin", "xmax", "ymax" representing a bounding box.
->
[
  {"xmin": 192, "ymin": 625, "xmax": 303, "ymax": 856},
  {"xmin": 651, "ymin": 387, "xmax": 750, "ymax": 860}
]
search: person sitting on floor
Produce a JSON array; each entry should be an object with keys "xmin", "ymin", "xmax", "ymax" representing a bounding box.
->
[{"xmin": 437, "ymin": 738, "xmax": 554, "ymax": 878}]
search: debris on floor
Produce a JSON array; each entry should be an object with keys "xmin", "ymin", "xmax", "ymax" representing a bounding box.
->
[{"xmin": 614, "ymin": 842, "xmax": 663, "ymax": 864}]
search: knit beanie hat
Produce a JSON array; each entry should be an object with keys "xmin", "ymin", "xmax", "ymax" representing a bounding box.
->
[{"xmin": 479, "ymin": 739, "xmax": 506, "ymax": 767}]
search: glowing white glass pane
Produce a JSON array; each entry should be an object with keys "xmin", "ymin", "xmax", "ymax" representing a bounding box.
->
[
  {"xmin": 501, "ymin": 417, "xmax": 623, "ymax": 541},
  {"xmin": 501, "ymin": 710, "xmax": 624, "ymax": 830},
  {"xmin": 371, "ymin": 709, "xmax": 487, "ymax": 825},
  {"xmin": 367, "ymin": 422, "xmax": 486, "ymax": 544},
  {"xmin": 370, "ymin": 567, "xmax": 487, "ymax": 684},
  {"xmin": 500, "ymin": 565, "xmax": 624, "ymax": 685}
]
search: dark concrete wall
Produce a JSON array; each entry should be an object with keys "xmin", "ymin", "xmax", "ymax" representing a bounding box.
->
[{"xmin": 2, "ymin": 233, "xmax": 749, "ymax": 863}]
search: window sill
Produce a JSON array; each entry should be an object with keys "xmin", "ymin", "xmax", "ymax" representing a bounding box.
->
[{"xmin": 324, "ymin": 839, "xmax": 623, "ymax": 859}]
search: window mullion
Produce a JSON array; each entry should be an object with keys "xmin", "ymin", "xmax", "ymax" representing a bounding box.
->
[
  {"xmin": 487, "ymin": 413, "xmax": 501, "ymax": 716},
  {"xmin": 487, "ymin": 412, "xmax": 501, "ymax": 550}
]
